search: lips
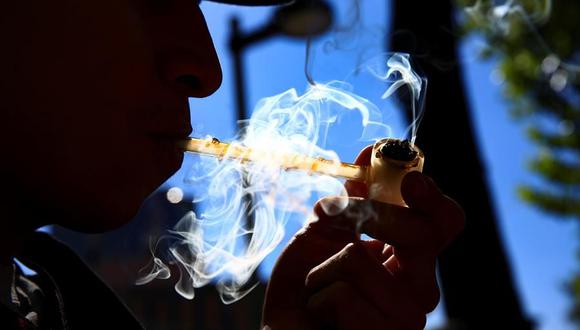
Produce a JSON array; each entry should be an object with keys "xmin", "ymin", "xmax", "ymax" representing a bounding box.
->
[
  {"xmin": 134, "ymin": 85, "xmax": 193, "ymax": 149},
  {"xmin": 147, "ymin": 128, "xmax": 187, "ymax": 182},
  {"xmin": 139, "ymin": 100, "xmax": 192, "ymax": 138},
  {"xmin": 147, "ymin": 127, "xmax": 192, "ymax": 141}
]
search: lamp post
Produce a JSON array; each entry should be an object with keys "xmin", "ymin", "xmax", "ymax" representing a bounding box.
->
[
  {"xmin": 229, "ymin": 0, "xmax": 333, "ymax": 128},
  {"xmin": 227, "ymin": 0, "xmax": 333, "ymax": 270}
]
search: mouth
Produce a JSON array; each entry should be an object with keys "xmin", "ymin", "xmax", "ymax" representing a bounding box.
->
[
  {"xmin": 146, "ymin": 127, "xmax": 192, "ymax": 156},
  {"xmin": 146, "ymin": 131, "xmax": 189, "ymax": 180},
  {"xmin": 140, "ymin": 100, "xmax": 192, "ymax": 143},
  {"xmin": 147, "ymin": 130, "xmax": 192, "ymax": 142}
]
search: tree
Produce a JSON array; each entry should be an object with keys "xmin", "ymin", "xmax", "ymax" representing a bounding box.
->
[
  {"xmin": 388, "ymin": 0, "xmax": 533, "ymax": 328},
  {"xmin": 454, "ymin": 0, "xmax": 580, "ymax": 326}
]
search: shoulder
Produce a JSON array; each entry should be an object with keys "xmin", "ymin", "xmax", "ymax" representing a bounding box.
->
[{"xmin": 16, "ymin": 232, "xmax": 144, "ymax": 330}]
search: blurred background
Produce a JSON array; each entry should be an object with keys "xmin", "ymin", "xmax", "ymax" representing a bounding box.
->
[{"xmin": 52, "ymin": 0, "xmax": 579, "ymax": 329}]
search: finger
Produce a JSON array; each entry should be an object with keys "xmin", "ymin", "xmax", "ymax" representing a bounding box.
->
[
  {"xmin": 312, "ymin": 197, "xmax": 432, "ymax": 249},
  {"xmin": 262, "ymin": 221, "xmax": 353, "ymax": 328},
  {"xmin": 310, "ymin": 199, "xmax": 442, "ymax": 313},
  {"xmin": 365, "ymin": 173, "xmax": 447, "ymax": 313},
  {"xmin": 305, "ymin": 242, "xmax": 425, "ymax": 329},
  {"xmin": 401, "ymin": 171, "xmax": 465, "ymax": 247},
  {"xmin": 384, "ymin": 253, "xmax": 399, "ymax": 274},
  {"xmin": 382, "ymin": 244, "xmax": 400, "ymax": 274},
  {"xmin": 386, "ymin": 253, "xmax": 440, "ymax": 313},
  {"xmin": 361, "ymin": 239, "xmax": 389, "ymax": 261},
  {"xmin": 307, "ymin": 281, "xmax": 424, "ymax": 330},
  {"xmin": 383, "ymin": 244, "xmax": 395, "ymax": 261},
  {"xmin": 344, "ymin": 145, "xmax": 373, "ymax": 198},
  {"xmin": 364, "ymin": 175, "xmax": 464, "ymax": 253},
  {"xmin": 357, "ymin": 172, "xmax": 443, "ymax": 312},
  {"xmin": 313, "ymin": 191, "xmax": 460, "ymax": 253}
]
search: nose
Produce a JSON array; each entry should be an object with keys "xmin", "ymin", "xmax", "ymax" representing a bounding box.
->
[
  {"xmin": 163, "ymin": 48, "xmax": 223, "ymax": 98},
  {"xmin": 152, "ymin": 1, "xmax": 223, "ymax": 98}
]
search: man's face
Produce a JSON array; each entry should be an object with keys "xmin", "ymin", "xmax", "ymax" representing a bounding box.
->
[{"xmin": 0, "ymin": 0, "xmax": 223, "ymax": 232}]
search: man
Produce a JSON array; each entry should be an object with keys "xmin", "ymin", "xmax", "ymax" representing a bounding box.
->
[{"xmin": 0, "ymin": 0, "xmax": 464, "ymax": 329}]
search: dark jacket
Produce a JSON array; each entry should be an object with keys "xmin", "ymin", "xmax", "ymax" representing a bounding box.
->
[{"xmin": 0, "ymin": 232, "xmax": 143, "ymax": 329}]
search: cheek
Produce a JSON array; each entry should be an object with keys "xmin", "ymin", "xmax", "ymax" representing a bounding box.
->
[
  {"xmin": 36, "ymin": 132, "xmax": 180, "ymax": 232},
  {"xmin": 0, "ymin": 108, "xmax": 165, "ymax": 229},
  {"xmin": 59, "ymin": 117, "xmax": 181, "ymax": 216},
  {"xmin": 0, "ymin": 1, "xmax": 182, "ymax": 230}
]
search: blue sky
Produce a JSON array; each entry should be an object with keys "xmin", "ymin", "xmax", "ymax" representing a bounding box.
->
[
  {"xmin": 460, "ymin": 35, "xmax": 577, "ymax": 330},
  {"xmin": 167, "ymin": 1, "xmax": 578, "ymax": 329}
]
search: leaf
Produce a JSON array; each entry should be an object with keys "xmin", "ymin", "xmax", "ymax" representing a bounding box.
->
[{"xmin": 518, "ymin": 185, "xmax": 580, "ymax": 218}]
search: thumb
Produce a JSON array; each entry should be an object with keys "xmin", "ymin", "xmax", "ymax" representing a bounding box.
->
[
  {"xmin": 401, "ymin": 171, "xmax": 444, "ymax": 214},
  {"xmin": 401, "ymin": 171, "xmax": 465, "ymax": 245}
]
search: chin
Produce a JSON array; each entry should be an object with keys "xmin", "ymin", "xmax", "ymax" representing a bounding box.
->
[
  {"xmin": 81, "ymin": 168, "xmax": 178, "ymax": 233},
  {"xmin": 59, "ymin": 197, "xmax": 143, "ymax": 234},
  {"xmin": 58, "ymin": 178, "xmax": 157, "ymax": 234},
  {"xmin": 54, "ymin": 145, "xmax": 182, "ymax": 234}
]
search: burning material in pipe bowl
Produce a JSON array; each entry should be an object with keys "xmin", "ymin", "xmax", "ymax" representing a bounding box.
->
[
  {"xmin": 369, "ymin": 138, "xmax": 424, "ymax": 206},
  {"xmin": 179, "ymin": 136, "xmax": 424, "ymax": 206},
  {"xmin": 138, "ymin": 53, "xmax": 427, "ymax": 303}
]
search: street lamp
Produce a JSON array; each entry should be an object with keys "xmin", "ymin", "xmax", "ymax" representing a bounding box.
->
[
  {"xmin": 229, "ymin": 0, "xmax": 333, "ymax": 124},
  {"xmin": 228, "ymin": 0, "xmax": 333, "ymax": 270},
  {"xmin": 274, "ymin": 0, "xmax": 333, "ymax": 37}
]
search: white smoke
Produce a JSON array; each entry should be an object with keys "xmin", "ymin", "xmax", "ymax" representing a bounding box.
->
[{"xmin": 137, "ymin": 53, "xmax": 427, "ymax": 303}]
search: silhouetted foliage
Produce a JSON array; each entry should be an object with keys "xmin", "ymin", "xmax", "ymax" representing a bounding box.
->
[
  {"xmin": 455, "ymin": 0, "xmax": 580, "ymax": 326},
  {"xmin": 390, "ymin": 1, "xmax": 532, "ymax": 328}
]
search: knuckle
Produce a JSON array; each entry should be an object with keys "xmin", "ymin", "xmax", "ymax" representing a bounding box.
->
[
  {"xmin": 313, "ymin": 197, "xmax": 351, "ymax": 220},
  {"xmin": 340, "ymin": 243, "xmax": 369, "ymax": 269},
  {"xmin": 313, "ymin": 197, "xmax": 336, "ymax": 217}
]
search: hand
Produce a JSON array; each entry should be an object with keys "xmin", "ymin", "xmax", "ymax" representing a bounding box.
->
[{"xmin": 262, "ymin": 146, "xmax": 464, "ymax": 330}]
